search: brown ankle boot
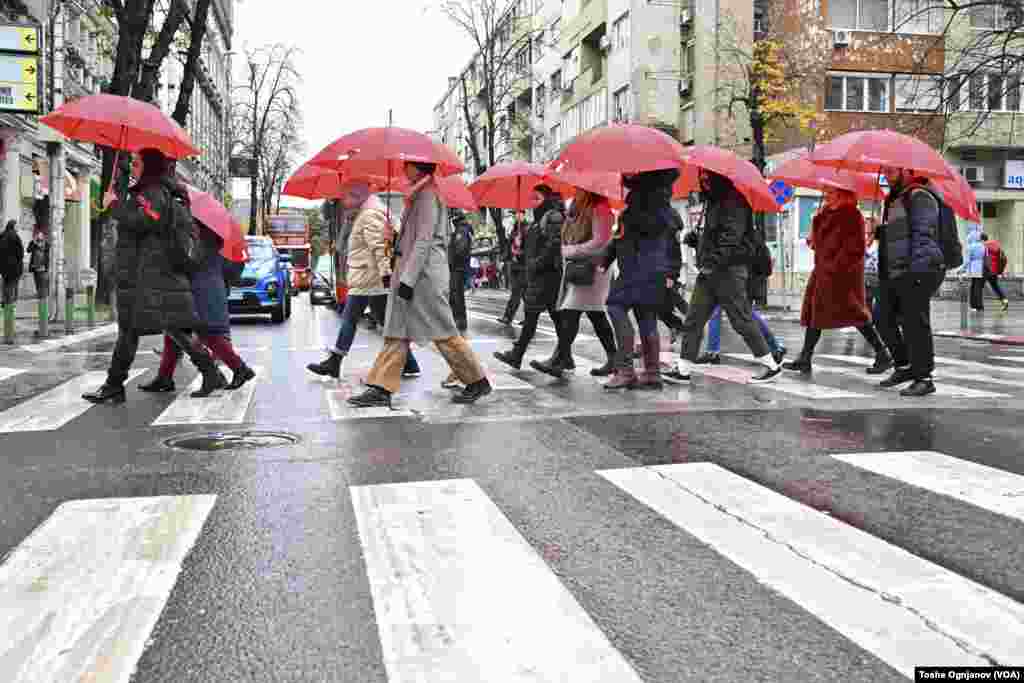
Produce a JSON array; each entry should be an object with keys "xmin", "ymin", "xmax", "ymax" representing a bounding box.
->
[
  {"xmin": 634, "ymin": 335, "xmax": 663, "ymax": 390},
  {"xmin": 604, "ymin": 334, "xmax": 636, "ymax": 390}
]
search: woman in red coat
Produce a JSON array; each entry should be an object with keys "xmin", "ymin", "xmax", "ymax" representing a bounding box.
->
[{"xmin": 783, "ymin": 188, "xmax": 891, "ymax": 373}]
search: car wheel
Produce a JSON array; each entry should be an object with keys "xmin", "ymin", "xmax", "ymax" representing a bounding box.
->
[
  {"xmin": 271, "ymin": 295, "xmax": 286, "ymax": 323},
  {"xmin": 285, "ymin": 291, "xmax": 293, "ymax": 318}
]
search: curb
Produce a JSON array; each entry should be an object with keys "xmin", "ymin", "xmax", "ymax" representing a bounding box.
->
[{"xmin": 933, "ymin": 331, "xmax": 1024, "ymax": 346}]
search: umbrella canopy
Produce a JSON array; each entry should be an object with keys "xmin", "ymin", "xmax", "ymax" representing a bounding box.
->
[
  {"xmin": 677, "ymin": 146, "xmax": 781, "ymax": 212},
  {"xmin": 551, "ymin": 123, "xmax": 688, "ymax": 175},
  {"xmin": 309, "ymin": 126, "xmax": 464, "ymax": 177},
  {"xmin": 40, "ymin": 94, "xmax": 198, "ymax": 159},
  {"xmin": 285, "ymin": 161, "xmax": 476, "ymax": 211},
  {"xmin": 185, "ymin": 185, "xmax": 246, "ymax": 262},
  {"xmin": 434, "ymin": 175, "xmax": 478, "ymax": 211},
  {"xmin": 808, "ymin": 129, "xmax": 952, "ymax": 181},
  {"xmin": 769, "ymin": 156, "xmax": 884, "ymax": 200},
  {"xmin": 469, "ymin": 161, "xmax": 576, "ymax": 211},
  {"xmin": 283, "ymin": 163, "xmax": 351, "ymax": 200},
  {"xmin": 931, "ymin": 159, "xmax": 980, "ymax": 223}
]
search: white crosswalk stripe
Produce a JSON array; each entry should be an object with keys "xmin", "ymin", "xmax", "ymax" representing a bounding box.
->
[
  {"xmin": 600, "ymin": 463, "xmax": 1024, "ymax": 675},
  {"xmin": 811, "ymin": 354, "xmax": 1015, "ymax": 396},
  {"xmin": 665, "ymin": 353, "xmax": 872, "ymax": 398},
  {"xmin": 0, "ymin": 495, "xmax": 217, "ymax": 683},
  {"xmin": 151, "ymin": 367, "xmax": 262, "ymax": 426},
  {"xmin": 991, "ymin": 356, "xmax": 1024, "ymax": 364},
  {"xmin": 830, "ymin": 451, "xmax": 1024, "ymax": 522},
  {"xmin": 0, "ymin": 370, "xmax": 147, "ymax": 433},
  {"xmin": 0, "ymin": 367, "xmax": 27, "ymax": 382}
]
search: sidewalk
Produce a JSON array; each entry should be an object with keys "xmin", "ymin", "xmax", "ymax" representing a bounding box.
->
[{"xmin": 3, "ymin": 295, "xmax": 116, "ymax": 350}]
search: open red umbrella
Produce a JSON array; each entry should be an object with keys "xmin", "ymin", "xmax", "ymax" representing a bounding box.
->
[
  {"xmin": 309, "ymin": 126, "xmax": 464, "ymax": 177},
  {"xmin": 40, "ymin": 93, "xmax": 198, "ymax": 159},
  {"xmin": 552, "ymin": 123, "xmax": 687, "ymax": 175},
  {"xmin": 185, "ymin": 185, "xmax": 246, "ymax": 262},
  {"xmin": 283, "ymin": 163, "xmax": 350, "ymax": 199},
  {"xmin": 678, "ymin": 146, "xmax": 781, "ymax": 212},
  {"xmin": 469, "ymin": 161, "xmax": 576, "ymax": 211},
  {"xmin": 932, "ymin": 158, "xmax": 980, "ymax": 223},
  {"xmin": 434, "ymin": 175, "xmax": 477, "ymax": 211},
  {"xmin": 809, "ymin": 129, "xmax": 952, "ymax": 181},
  {"xmin": 769, "ymin": 155, "xmax": 884, "ymax": 200}
]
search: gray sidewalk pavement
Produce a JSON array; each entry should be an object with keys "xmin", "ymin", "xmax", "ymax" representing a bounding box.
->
[{"xmin": 3, "ymin": 294, "xmax": 114, "ymax": 349}]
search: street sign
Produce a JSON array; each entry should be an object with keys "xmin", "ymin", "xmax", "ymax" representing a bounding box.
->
[
  {"xmin": 769, "ymin": 179, "xmax": 794, "ymax": 205},
  {"xmin": 0, "ymin": 25, "xmax": 39, "ymax": 54}
]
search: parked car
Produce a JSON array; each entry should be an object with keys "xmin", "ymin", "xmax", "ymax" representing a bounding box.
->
[
  {"xmin": 229, "ymin": 236, "xmax": 292, "ymax": 323},
  {"xmin": 310, "ymin": 254, "xmax": 336, "ymax": 307}
]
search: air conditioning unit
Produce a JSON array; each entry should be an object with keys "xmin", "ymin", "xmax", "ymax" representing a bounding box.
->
[
  {"xmin": 963, "ymin": 166, "xmax": 985, "ymax": 183},
  {"xmin": 681, "ymin": 9, "xmax": 693, "ymax": 26},
  {"xmin": 833, "ymin": 29, "xmax": 851, "ymax": 46},
  {"xmin": 679, "ymin": 76, "xmax": 691, "ymax": 95},
  {"xmin": 599, "ymin": 35, "xmax": 611, "ymax": 52}
]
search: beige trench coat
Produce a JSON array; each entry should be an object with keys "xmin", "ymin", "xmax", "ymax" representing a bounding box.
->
[
  {"xmin": 383, "ymin": 185, "xmax": 459, "ymax": 342},
  {"xmin": 346, "ymin": 202, "xmax": 392, "ymax": 296}
]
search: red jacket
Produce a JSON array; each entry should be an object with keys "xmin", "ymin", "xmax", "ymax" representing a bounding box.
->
[
  {"xmin": 801, "ymin": 203, "xmax": 871, "ymax": 330},
  {"xmin": 984, "ymin": 239, "xmax": 1003, "ymax": 274}
]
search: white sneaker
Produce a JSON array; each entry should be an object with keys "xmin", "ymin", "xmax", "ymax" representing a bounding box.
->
[
  {"xmin": 750, "ymin": 366, "xmax": 781, "ymax": 383},
  {"xmin": 661, "ymin": 360, "xmax": 692, "ymax": 384}
]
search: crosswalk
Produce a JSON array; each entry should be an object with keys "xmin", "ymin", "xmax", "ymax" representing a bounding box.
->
[{"xmin": 2, "ymin": 449, "xmax": 1022, "ymax": 681}]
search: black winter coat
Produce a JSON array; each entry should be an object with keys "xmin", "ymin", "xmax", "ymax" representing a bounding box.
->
[
  {"xmin": 523, "ymin": 203, "xmax": 564, "ymax": 312},
  {"xmin": 0, "ymin": 226, "xmax": 24, "ymax": 279},
  {"xmin": 113, "ymin": 179, "xmax": 200, "ymax": 335},
  {"xmin": 697, "ymin": 185, "xmax": 754, "ymax": 272},
  {"xmin": 879, "ymin": 184, "xmax": 943, "ymax": 280}
]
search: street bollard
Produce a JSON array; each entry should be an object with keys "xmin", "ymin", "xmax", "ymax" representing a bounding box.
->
[
  {"xmin": 37, "ymin": 289, "xmax": 48, "ymax": 339},
  {"xmin": 65, "ymin": 288, "xmax": 74, "ymax": 335},
  {"xmin": 2, "ymin": 303, "xmax": 13, "ymax": 344},
  {"xmin": 86, "ymin": 285, "xmax": 95, "ymax": 327},
  {"xmin": 960, "ymin": 277, "xmax": 968, "ymax": 330}
]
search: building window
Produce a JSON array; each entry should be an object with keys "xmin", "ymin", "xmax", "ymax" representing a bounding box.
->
[
  {"xmin": 893, "ymin": 0, "xmax": 944, "ymax": 33},
  {"xmin": 613, "ymin": 13, "xmax": 630, "ymax": 51},
  {"xmin": 613, "ymin": 86, "xmax": 631, "ymax": 121},
  {"xmin": 948, "ymin": 73, "xmax": 1024, "ymax": 112},
  {"xmin": 828, "ymin": 0, "xmax": 889, "ymax": 31},
  {"xmin": 893, "ymin": 74, "xmax": 941, "ymax": 111},
  {"xmin": 536, "ymin": 84, "xmax": 546, "ymax": 116},
  {"xmin": 550, "ymin": 123, "xmax": 561, "ymax": 151},
  {"xmin": 550, "ymin": 70, "xmax": 562, "ymax": 99},
  {"xmin": 515, "ymin": 45, "xmax": 531, "ymax": 75},
  {"xmin": 982, "ymin": 202, "xmax": 998, "ymax": 219},
  {"xmin": 825, "ymin": 73, "xmax": 889, "ymax": 112}
]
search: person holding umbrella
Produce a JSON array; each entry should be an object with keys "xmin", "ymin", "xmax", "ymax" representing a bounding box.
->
[
  {"xmin": 347, "ymin": 161, "xmax": 491, "ymax": 407},
  {"xmin": 83, "ymin": 149, "xmax": 225, "ymax": 403},
  {"xmin": 498, "ymin": 217, "xmax": 527, "ymax": 325}
]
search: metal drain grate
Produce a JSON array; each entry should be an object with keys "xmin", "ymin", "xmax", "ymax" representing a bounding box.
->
[{"xmin": 164, "ymin": 430, "xmax": 301, "ymax": 451}]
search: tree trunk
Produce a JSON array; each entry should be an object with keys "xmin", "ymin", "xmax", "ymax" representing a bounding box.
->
[
  {"xmin": 172, "ymin": 0, "xmax": 212, "ymax": 128},
  {"xmin": 134, "ymin": 0, "xmax": 187, "ymax": 103}
]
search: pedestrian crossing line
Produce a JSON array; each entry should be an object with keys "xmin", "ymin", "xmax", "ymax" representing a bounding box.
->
[
  {"xmin": 350, "ymin": 478, "xmax": 645, "ymax": 682},
  {"xmin": 0, "ymin": 367, "xmax": 27, "ymax": 382},
  {"xmin": 932, "ymin": 354, "xmax": 1024, "ymax": 375},
  {"xmin": 599, "ymin": 464, "xmax": 1024, "ymax": 675},
  {"xmin": 991, "ymin": 356, "xmax": 1024, "ymax": 364},
  {"xmin": 664, "ymin": 353, "xmax": 871, "ymax": 399},
  {"xmin": 20, "ymin": 323, "xmax": 119, "ymax": 354},
  {"xmin": 812, "ymin": 355, "xmax": 1016, "ymax": 396},
  {"xmin": 324, "ymin": 388, "xmax": 415, "ymax": 420},
  {"xmin": 0, "ymin": 495, "xmax": 217, "ymax": 683},
  {"xmin": 830, "ymin": 451, "xmax": 1024, "ymax": 523},
  {"xmin": 151, "ymin": 366, "xmax": 262, "ymax": 426},
  {"xmin": 0, "ymin": 370, "xmax": 148, "ymax": 433}
]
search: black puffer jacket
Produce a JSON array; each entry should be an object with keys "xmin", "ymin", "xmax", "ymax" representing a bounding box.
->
[
  {"xmin": 523, "ymin": 198, "xmax": 564, "ymax": 312},
  {"xmin": 113, "ymin": 178, "xmax": 200, "ymax": 335},
  {"xmin": 697, "ymin": 183, "xmax": 754, "ymax": 272}
]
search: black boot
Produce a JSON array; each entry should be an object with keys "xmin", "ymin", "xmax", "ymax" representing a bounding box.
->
[
  {"xmin": 307, "ymin": 353, "xmax": 342, "ymax": 379},
  {"xmin": 866, "ymin": 349, "xmax": 893, "ymax": 375},
  {"xmin": 531, "ymin": 355, "xmax": 566, "ymax": 378},
  {"xmin": 348, "ymin": 385, "xmax": 392, "ymax": 408},
  {"xmin": 191, "ymin": 356, "xmax": 228, "ymax": 398},
  {"xmin": 590, "ymin": 356, "xmax": 615, "ymax": 377},
  {"xmin": 782, "ymin": 351, "xmax": 812, "ymax": 374},
  {"xmin": 139, "ymin": 375, "xmax": 176, "ymax": 393},
  {"xmin": 452, "ymin": 377, "xmax": 493, "ymax": 404},
  {"xmin": 82, "ymin": 382, "xmax": 126, "ymax": 404},
  {"xmin": 493, "ymin": 348, "xmax": 524, "ymax": 370},
  {"xmin": 226, "ymin": 364, "xmax": 256, "ymax": 390}
]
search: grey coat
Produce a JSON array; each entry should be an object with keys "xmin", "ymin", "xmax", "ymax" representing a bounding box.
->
[{"xmin": 383, "ymin": 185, "xmax": 459, "ymax": 342}]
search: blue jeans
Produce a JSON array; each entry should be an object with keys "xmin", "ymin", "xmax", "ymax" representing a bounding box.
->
[
  {"xmin": 706, "ymin": 305, "xmax": 780, "ymax": 354},
  {"xmin": 332, "ymin": 294, "xmax": 419, "ymax": 373}
]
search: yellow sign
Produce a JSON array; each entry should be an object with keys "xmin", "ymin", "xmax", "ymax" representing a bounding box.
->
[
  {"xmin": 0, "ymin": 80, "xmax": 38, "ymax": 112},
  {"xmin": 0, "ymin": 25, "xmax": 39, "ymax": 54}
]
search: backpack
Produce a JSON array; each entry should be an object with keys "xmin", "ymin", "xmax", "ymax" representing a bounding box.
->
[
  {"xmin": 746, "ymin": 209, "xmax": 773, "ymax": 279},
  {"xmin": 223, "ymin": 257, "xmax": 245, "ymax": 286},
  {"xmin": 162, "ymin": 185, "xmax": 203, "ymax": 274},
  {"xmin": 902, "ymin": 185, "xmax": 962, "ymax": 270},
  {"xmin": 987, "ymin": 243, "xmax": 1007, "ymax": 276}
]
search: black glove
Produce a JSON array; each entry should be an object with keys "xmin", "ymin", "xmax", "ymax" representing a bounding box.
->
[
  {"xmin": 382, "ymin": 275, "xmax": 391, "ymax": 289},
  {"xmin": 398, "ymin": 283, "xmax": 414, "ymax": 301},
  {"xmin": 682, "ymin": 231, "xmax": 699, "ymax": 249}
]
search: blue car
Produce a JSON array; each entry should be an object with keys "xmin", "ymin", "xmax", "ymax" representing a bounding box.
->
[{"xmin": 228, "ymin": 236, "xmax": 292, "ymax": 323}]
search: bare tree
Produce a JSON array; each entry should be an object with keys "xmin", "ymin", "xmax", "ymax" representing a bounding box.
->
[
  {"xmin": 439, "ymin": 0, "xmax": 542, "ymax": 255},
  {"xmin": 233, "ymin": 44, "xmax": 301, "ymax": 234}
]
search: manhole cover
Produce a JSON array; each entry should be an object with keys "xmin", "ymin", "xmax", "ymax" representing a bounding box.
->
[{"xmin": 164, "ymin": 430, "xmax": 301, "ymax": 451}]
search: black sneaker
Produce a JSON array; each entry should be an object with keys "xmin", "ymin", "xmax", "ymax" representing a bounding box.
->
[
  {"xmin": 661, "ymin": 366, "xmax": 692, "ymax": 384},
  {"xmin": 347, "ymin": 386, "xmax": 392, "ymax": 408},
  {"xmin": 750, "ymin": 366, "xmax": 782, "ymax": 383},
  {"xmin": 401, "ymin": 369, "xmax": 422, "ymax": 378},
  {"xmin": 772, "ymin": 347, "xmax": 787, "ymax": 365},
  {"xmin": 900, "ymin": 378, "xmax": 936, "ymax": 397},
  {"xmin": 866, "ymin": 352, "xmax": 894, "ymax": 375},
  {"xmin": 879, "ymin": 367, "xmax": 914, "ymax": 388},
  {"xmin": 452, "ymin": 378, "xmax": 492, "ymax": 404},
  {"xmin": 695, "ymin": 352, "xmax": 720, "ymax": 364}
]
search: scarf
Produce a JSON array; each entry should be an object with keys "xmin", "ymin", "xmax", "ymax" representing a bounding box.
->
[{"xmin": 404, "ymin": 174, "xmax": 434, "ymax": 210}]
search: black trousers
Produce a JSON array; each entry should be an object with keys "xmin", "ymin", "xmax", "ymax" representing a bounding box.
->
[
  {"xmin": 985, "ymin": 273, "xmax": 1007, "ymax": 301},
  {"xmin": 970, "ymin": 278, "xmax": 985, "ymax": 309},
  {"xmin": 108, "ymin": 325, "xmax": 210, "ymax": 386},
  {"xmin": 555, "ymin": 309, "xmax": 616, "ymax": 359},
  {"xmin": 449, "ymin": 269, "xmax": 468, "ymax": 333},
  {"xmin": 877, "ymin": 271, "xmax": 943, "ymax": 380},
  {"xmin": 514, "ymin": 305, "xmax": 560, "ymax": 354},
  {"xmin": 680, "ymin": 267, "xmax": 770, "ymax": 361},
  {"xmin": 503, "ymin": 269, "xmax": 525, "ymax": 321},
  {"xmin": 658, "ymin": 284, "xmax": 688, "ymax": 331}
]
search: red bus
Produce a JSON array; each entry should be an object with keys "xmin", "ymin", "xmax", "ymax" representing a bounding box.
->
[{"xmin": 266, "ymin": 213, "xmax": 312, "ymax": 290}]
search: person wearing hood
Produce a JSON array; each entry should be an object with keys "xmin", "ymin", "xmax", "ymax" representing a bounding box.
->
[
  {"xmin": 83, "ymin": 148, "xmax": 223, "ymax": 404},
  {"xmin": 981, "ymin": 232, "xmax": 1009, "ymax": 311},
  {"xmin": 600, "ymin": 168, "xmax": 682, "ymax": 390},
  {"xmin": 963, "ymin": 225, "xmax": 987, "ymax": 311},
  {"xmin": 663, "ymin": 170, "xmax": 782, "ymax": 384},
  {"xmin": 0, "ymin": 220, "xmax": 24, "ymax": 331},
  {"xmin": 493, "ymin": 184, "xmax": 568, "ymax": 371}
]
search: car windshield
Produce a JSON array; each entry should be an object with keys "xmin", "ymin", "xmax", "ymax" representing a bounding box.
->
[
  {"xmin": 315, "ymin": 256, "xmax": 332, "ymax": 276},
  {"xmin": 247, "ymin": 242, "xmax": 275, "ymax": 262}
]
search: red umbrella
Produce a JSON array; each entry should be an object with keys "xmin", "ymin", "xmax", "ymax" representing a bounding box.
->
[
  {"xmin": 283, "ymin": 163, "xmax": 350, "ymax": 199},
  {"xmin": 469, "ymin": 161, "xmax": 576, "ymax": 211},
  {"xmin": 40, "ymin": 93, "xmax": 198, "ymax": 159},
  {"xmin": 185, "ymin": 185, "xmax": 246, "ymax": 262},
  {"xmin": 932, "ymin": 159, "xmax": 980, "ymax": 223},
  {"xmin": 678, "ymin": 146, "xmax": 782, "ymax": 212},
  {"xmin": 309, "ymin": 126, "xmax": 464, "ymax": 177},
  {"xmin": 434, "ymin": 175, "xmax": 477, "ymax": 211},
  {"xmin": 552, "ymin": 123, "xmax": 687, "ymax": 175},
  {"xmin": 769, "ymin": 155, "xmax": 884, "ymax": 200},
  {"xmin": 808, "ymin": 129, "xmax": 952, "ymax": 181}
]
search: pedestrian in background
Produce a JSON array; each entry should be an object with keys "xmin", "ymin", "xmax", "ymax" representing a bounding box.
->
[
  {"xmin": 782, "ymin": 187, "xmax": 889, "ymax": 374},
  {"xmin": 533, "ymin": 189, "xmax": 618, "ymax": 378},
  {"xmin": 0, "ymin": 220, "xmax": 24, "ymax": 318},
  {"xmin": 442, "ymin": 209, "xmax": 474, "ymax": 390},
  {"xmin": 498, "ymin": 217, "xmax": 527, "ymax": 325},
  {"xmin": 26, "ymin": 230, "xmax": 49, "ymax": 298},
  {"xmin": 348, "ymin": 161, "xmax": 491, "ymax": 408},
  {"xmin": 964, "ymin": 225, "xmax": 986, "ymax": 311},
  {"xmin": 981, "ymin": 232, "xmax": 1009, "ymax": 311},
  {"xmin": 864, "ymin": 217, "xmax": 881, "ymax": 323}
]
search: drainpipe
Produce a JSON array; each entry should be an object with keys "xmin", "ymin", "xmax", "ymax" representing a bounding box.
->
[{"xmin": 47, "ymin": 0, "xmax": 67, "ymax": 326}]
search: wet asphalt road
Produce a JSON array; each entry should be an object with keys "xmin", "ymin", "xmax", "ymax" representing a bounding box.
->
[{"xmin": 1, "ymin": 291, "xmax": 1023, "ymax": 682}]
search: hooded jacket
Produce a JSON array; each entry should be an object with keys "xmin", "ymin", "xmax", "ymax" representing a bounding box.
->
[
  {"xmin": 523, "ymin": 196, "xmax": 564, "ymax": 311},
  {"xmin": 0, "ymin": 223, "xmax": 24, "ymax": 280}
]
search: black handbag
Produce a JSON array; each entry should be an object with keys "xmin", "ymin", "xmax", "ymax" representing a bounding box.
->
[{"xmin": 564, "ymin": 257, "xmax": 595, "ymax": 286}]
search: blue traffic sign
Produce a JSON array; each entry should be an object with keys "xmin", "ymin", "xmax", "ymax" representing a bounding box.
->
[{"xmin": 769, "ymin": 179, "xmax": 794, "ymax": 205}]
